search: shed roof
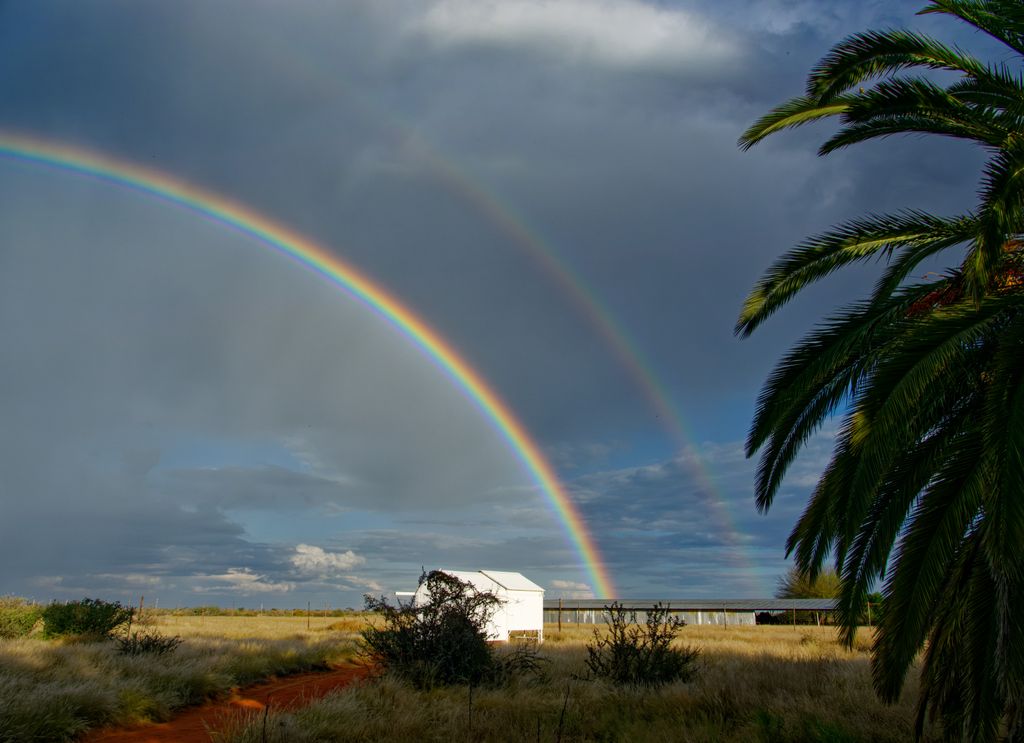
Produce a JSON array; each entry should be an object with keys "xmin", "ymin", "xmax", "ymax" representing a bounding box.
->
[
  {"xmin": 480, "ymin": 570, "xmax": 544, "ymax": 593},
  {"xmin": 425, "ymin": 570, "xmax": 543, "ymax": 595},
  {"xmin": 433, "ymin": 570, "xmax": 503, "ymax": 594}
]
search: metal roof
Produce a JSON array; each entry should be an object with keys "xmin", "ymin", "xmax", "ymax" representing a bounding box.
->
[
  {"xmin": 543, "ymin": 598, "xmax": 838, "ymax": 612},
  {"xmin": 427, "ymin": 570, "xmax": 503, "ymax": 595},
  {"xmin": 480, "ymin": 570, "xmax": 544, "ymax": 593},
  {"xmin": 420, "ymin": 570, "xmax": 544, "ymax": 594}
]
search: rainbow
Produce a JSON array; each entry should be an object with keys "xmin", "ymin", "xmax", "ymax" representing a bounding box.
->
[
  {"xmin": 0, "ymin": 131, "xmax": 615, "ymax": 598},
  {"xmin": 382, "ymin": 134, "xmax": 764, "ymax": 593},
  {"xmin": 261, "ymin": 41, "xmax": 763, "ymax": 591}
]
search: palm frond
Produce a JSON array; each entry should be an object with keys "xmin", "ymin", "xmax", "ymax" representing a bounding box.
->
[
  {"xmin": 913, "ymin": 530, "xmax": 1001, "ymax": 741},
  {"xmin": 736, "ymin": 211, "xmax": 971, "ymax": 336},
  {"xmin": 737, "ymin": 96, "xmax": 851, "ymax": 151},
  {"xmin": 746, "ymin": 294, "xmax": 925, "ymax": 506},
  {"xmin": 873, "ymin": 437, "xmax": 987, "ymax": 703},
  {"xmin": 921, "ymin": 0, "xmax": 1024, "ymax": 57},
  {"xmin": 843, "ymin": 301, "xmax": 1009, "ymax": 506},
  {"xmin": 946, "ymin": 71, "xmax": 1024, "ymax": 112},
  {"xmin": 807, "ymin": 28, "xmax": 994, "ymax": 102},
  {"xmin": 835, "ymin": 402, "xmax": 974, "ymax": 647},
  {"xmin": 869, "ymin": 218, "xmax": 976, "ymax": 307},
  {"xmin": 968, "ymin": 145, "xmax": 1024, "ymax": 298},
  {"xmin": 819, "ymin": 77, "xmax": 1012, "ymax": 153}
]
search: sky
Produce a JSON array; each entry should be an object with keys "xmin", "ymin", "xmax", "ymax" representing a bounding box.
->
[{"xmin": 0, "ymin": 0, "xmax": 993, "ymax": 608}]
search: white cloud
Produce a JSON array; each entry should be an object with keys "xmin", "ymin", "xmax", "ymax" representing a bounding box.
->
[
  {"xmin": 551, "ymin": 579, "xmax": 594, "ymax": 598},
  {"xmin": 91, "ymin": 573, "xmax": 163, "ymax": 588},
  {"xmin": 291, "ymin": 544, "xmax": 365, "ymax": 576},
  {"xmin": 344, "ymin": 575, "xmax": 384, "ymax": 592},
  {"xmin": 193, "ymin": 568, "xmax": 295, "ymax": 594},
  {"xmin": 415, "ymin": 0, "xmax": 738, "ymax": 71}
]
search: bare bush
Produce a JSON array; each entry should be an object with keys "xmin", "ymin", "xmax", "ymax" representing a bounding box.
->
[
  {"xmin": 361, "ymin": 571, "xmax": 500, "ymax": 688},
  {"xmin": 117, "ymin": 630, "xmax": 183, "ymax": 657},
  {"xmin": 585, "ymin": 602, "xmax": 699, "ymax": 686}
]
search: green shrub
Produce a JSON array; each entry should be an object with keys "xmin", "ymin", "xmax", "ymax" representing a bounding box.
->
[
  {"xmin": 360, "ymin": 570, "xmax": 504, "ymax": 688},
  {"xmin": 0, "ymin": 597, "xmax": 41, "ymax": 639},
  {"xmin": 41, "ymin": 598, "xmax": 134, "ymax": 639},
  {"xmin": 585, "ymin": 602, "xmax": 699, "ymax": 686},
  {"xmin": 117, "ymin": 631, "xmax": 183, "ymax": 656}
]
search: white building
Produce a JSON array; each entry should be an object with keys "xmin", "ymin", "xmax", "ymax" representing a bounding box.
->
[{"xmin": 409, "ymin": 569, "xmax": 545, "ymax": 643}]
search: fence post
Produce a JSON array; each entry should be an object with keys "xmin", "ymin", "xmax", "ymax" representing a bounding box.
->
[{"xmin": 558, "ymin": 598, "xmax": 562, "ymax": 633}]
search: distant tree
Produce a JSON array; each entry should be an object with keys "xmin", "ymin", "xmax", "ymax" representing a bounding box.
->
[
  {"xmin": 775, "ymin": 567, "xmax": 840, "ymax": 625},
  {"xmin": 776, "ymin": 567, "xmax": 841, "ymax": 600},
  {"xmin": 41, "ymin": 598, "xmax": 133, "ymax": 640},
  {"xmin": 737, "ymin": 2, "xmax": 1024, "ymax": 738}
]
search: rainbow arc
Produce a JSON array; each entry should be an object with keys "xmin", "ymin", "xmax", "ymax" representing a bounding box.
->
[{"xmin": 0, "ymin": 131, "xmax": 615, "ymax": 599}]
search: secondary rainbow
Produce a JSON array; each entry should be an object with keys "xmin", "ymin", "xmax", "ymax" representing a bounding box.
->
[
  {"xmin": 257, "ymin": 41, "xmax": 763, "ymax": 592},
  {"xmin": 0, "ymin": 131, "xmax": 615, "ymax": 599}
]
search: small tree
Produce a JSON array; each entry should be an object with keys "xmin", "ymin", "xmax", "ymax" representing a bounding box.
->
[
  {"xmin": 585, "ymin": 603, "xmax": 699, "ymax": 686},
  {"xmin": 0, "ymin": 596, "xmax": 41, "ymax": 639},
  {"xmin": 41, "ymin": 598, "xmax": 133, "ymax": 640},
  {"xmin": 361, "ymin": 570, "xmax": 503, "ymax": 688},
  {"xmin": 776, "ymin": 567, "xmax": 841, "ymax": 625},
  {"xmin": 776, "ymin": 567, "xmax": 841, "ymax": 600}
]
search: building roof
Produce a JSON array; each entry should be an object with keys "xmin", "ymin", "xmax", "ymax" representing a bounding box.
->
[
  {"xmin": 480, "ymin": 570, "xmax": 544, "ymax": 593},
  {"xmin": 429, "ymin": 570, "xmax": 503, "ymax": 595},
  {"xmin": 543, "ymin": 598, "xmax": 838, "ymax": 612},
  {"xmin": 421, "ymin": 570, "xmax": 543, "ymax": 595}
]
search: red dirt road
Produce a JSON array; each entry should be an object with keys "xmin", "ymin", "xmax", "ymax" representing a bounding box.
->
[{"xmin": 82, "ymin": 664, "xmax": 369, "ymax": 743}]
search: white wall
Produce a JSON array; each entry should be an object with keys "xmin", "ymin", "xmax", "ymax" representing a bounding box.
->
[{"xmin": 412, "ymin": 570, "xmax": 544, "ymax": 642}]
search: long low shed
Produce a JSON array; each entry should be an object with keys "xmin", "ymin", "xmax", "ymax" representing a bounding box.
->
[{"xmin": 543, "ymin": 599, "xmax": 839, "ymax": 626}]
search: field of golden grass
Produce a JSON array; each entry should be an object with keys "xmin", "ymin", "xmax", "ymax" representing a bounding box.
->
[
  {"xmin": 149, "ymin": 612, "xmax": 370, "ymax": 639},
  {"xmin": 0, "ymin": 614, "xmax": 361, "ymax": 742},
  {"xmin": 1, "ymin": 614, "xmax": 932, "ymax": 742},
  {"xmin": 222, "ymin": 621, "xmax": 931, "ymax": 743}
]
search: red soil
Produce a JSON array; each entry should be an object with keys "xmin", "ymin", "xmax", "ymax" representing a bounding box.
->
[{"xmin": 81, "ymin": 663, "xmax": 369, "ymax": 743}]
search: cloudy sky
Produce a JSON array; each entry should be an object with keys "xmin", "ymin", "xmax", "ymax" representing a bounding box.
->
[{"xmin": 0, "ymin": 1, "xmax": 991, "ymax": 607}]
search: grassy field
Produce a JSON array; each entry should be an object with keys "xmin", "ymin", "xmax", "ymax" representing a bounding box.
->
[
  {"xmin": 0, "ymin": 613, "xmax": 361, "ymax": 742},
  {"xmin": 151, "ymin": 612, "xmax": 371, "ymax": 639},
  {"xmin": 1, "ymin": 614, "xmax": 934, "ymax": 742},
  {"xmin": 221, "ymin": 622, "xmax": 933, "ymax": 743}
]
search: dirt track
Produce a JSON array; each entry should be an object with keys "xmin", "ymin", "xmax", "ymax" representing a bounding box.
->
[{"xmin": 82, "ymin": 664, "xmax": 369, "ymax": 743}]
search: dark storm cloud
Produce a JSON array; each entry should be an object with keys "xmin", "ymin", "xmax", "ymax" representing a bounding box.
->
[
  {"xmin": 0, "ymin": 0, "xmax": 984, "ymax": 436},
  {"xmin": 154, "ymin": 466, "xmax": 352, "ymax": 512},
  {"xmin": 0, "ymin": 1, "xmax": 996, "ymax": 604}
]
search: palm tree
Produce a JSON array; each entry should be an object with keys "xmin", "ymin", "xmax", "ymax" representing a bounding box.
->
[{"xmin": 737, "ymin": 2, "xmax": 1024, "ymax": 739}]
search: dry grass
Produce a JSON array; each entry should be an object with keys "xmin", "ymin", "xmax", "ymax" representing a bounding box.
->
[
  {"xmin": 0, "ymin": 616, "xmax": 360, "ymax": 743},
  {"xmin": 3, "ymin": 614, "xmax": 932, "ymax": 742},
  {"xmin": 223, "ymin": 622, "xmax": 931, "ymax": 743},
  {"xmin": 149, "ymin": 613, "xmax": 369, "ymax": 639}
]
